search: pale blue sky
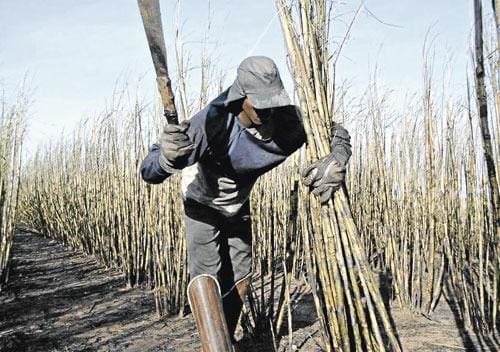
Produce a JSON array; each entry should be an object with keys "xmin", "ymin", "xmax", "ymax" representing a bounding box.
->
[{"xmin": 0, "ymin": 0, "xmax": 482, "ymax": 154}]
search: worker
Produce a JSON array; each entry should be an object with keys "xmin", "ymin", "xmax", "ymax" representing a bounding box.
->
[{"xmin": 140, "ymin": 56, "xmax": 351, "ymax": 350}]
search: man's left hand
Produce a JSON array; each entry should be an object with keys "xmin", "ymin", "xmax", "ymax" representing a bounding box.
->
[{"xmin": 302, "ymin": 154, "xmax": 346, "ymax": 204}]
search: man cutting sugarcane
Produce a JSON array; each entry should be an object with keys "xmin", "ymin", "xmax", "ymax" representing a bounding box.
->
[{"xmin": 140, "ymin": 55, "xmax": 352, "ymax": 350}]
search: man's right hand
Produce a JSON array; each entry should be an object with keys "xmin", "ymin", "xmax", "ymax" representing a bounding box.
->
[{"xmin": 159, "ymin": 121, "xmax": 195, "ymax": 172}]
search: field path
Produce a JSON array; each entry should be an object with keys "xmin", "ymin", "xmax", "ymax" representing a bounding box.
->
[
  {"xmin": 0, "ymin": 232, "xmax": 201, "ymax": 352},
  {"xmin": 0, "ymin": 232, "xmax": 496, "ymax": 351}
]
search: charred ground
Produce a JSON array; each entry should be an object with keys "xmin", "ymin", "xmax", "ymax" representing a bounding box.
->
[{"xmin": 0, "ymin": 232, "xmax": 493, "ymax": 351}]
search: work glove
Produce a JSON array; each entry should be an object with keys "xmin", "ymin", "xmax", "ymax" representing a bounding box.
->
[
  {"xmin": 158, "ymin": 121, "xmax": 195, "ymax": 173},
  {"xmin": 302, "ymin": 154, "xmax": 346, "ymax": 204},
  {"xmin": 302, "ymin": 123, "xmax": 352, "ymax": 204}
]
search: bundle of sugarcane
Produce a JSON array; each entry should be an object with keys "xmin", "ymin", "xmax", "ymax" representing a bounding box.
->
[{"xmin": 276, "ymin": 1, "xmax": 401, "ymax": 350}]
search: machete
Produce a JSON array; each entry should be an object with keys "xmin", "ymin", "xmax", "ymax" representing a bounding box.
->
[{"xmin": 137, "ymin": 0, "xmax": 178, "ymax": 124}]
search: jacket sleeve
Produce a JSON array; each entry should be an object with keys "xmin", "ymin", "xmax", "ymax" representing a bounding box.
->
[
  {"xmin": 140, "ymin": 143, "xmax": 170, "ymax": 184},
  {"xmin": 330, "ymin": 122, "xmax": 352, "ymax": 166},
  {"xmin": 139, "ymin": 107, "xmax": 210, "ymax": 184}
]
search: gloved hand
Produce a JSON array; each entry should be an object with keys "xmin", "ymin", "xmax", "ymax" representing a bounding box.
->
[
  {"xmin": 158, "ymin": 121, "xmax": 195, "ymax": 172},
  {"xmin": 302, "ymin": 153, "xmax": 346, "ymax": 204}
]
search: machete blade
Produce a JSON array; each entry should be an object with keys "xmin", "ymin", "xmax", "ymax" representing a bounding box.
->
[{"xmin": 137, "ymin": 0, "xmax": 178, "ymax": 124}]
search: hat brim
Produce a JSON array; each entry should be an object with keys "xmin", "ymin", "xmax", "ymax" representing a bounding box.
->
[
  {"xmin": 246, "ymin": 87, "xmax": 291, "ymax": 109},
  {"xmin": 224, "ymin": 80, "xmax": 291, "ymax": 109}
]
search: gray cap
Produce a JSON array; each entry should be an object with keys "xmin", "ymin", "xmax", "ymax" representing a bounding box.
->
[{"xmin": 225, "ymin": 56, "xmax": 291, "ymax": 109}]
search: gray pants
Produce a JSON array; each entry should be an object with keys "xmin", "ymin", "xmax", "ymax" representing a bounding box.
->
[{"xmin": 184, "ymin": 199, "xmax": 252, "ymax": 296}]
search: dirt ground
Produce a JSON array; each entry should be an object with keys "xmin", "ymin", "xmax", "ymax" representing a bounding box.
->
[{"xmin": 0, "ymin": 232, "xmax": 497, "ymax": 351}]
